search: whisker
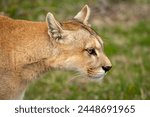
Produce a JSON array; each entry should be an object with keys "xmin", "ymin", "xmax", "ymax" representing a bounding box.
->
[{"xmin": 67, "ymin": 73, "xmax": 85, "ymax": 83}]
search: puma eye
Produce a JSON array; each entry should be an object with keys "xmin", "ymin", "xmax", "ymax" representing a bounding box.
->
[{"xmin": 86, "ymin": 48, "xmax": 97, "ymax": 56}]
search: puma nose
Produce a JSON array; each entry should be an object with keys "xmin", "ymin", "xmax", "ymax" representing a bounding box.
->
[{"xmin": 102, "ymin": 66, "xmax": 112, "ymax": 72}]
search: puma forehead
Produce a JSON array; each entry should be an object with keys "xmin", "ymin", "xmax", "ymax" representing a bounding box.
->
[{"xmin": 62, "ymin": 20, "xmax": 104, "ymax": 51}]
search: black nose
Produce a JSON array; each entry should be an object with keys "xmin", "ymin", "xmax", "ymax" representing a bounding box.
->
[{"xmin": 102, "ymin": 66, "xmax": 112, "ymax": 72}]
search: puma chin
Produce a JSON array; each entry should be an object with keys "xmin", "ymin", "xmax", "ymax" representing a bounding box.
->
[{"xmin": 91, "ymin": 69, "xmax": 106, "ymax": 79}]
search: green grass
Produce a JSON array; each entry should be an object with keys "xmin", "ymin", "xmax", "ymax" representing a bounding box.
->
[{"xmin": 0, "ymin": 0, "xmax": 150, "ymax": 100}]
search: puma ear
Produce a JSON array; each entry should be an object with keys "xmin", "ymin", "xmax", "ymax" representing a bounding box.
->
[
  {"xmin": 74, "ymin": 5, "xmax": 91, "ymax": 25},
  {"xmin": 46, "ymin": 12, "xmax": 63, "ymax": 40}
]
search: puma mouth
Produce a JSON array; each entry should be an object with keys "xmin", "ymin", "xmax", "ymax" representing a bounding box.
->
[{"xmin": 88, "ymin": 69, "xmax": 106, "ymax": 79}]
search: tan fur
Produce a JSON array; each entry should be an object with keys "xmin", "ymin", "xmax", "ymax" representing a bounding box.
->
[{"xmin": 0, "ymin": 5, "xmax": 111, "ymax": 99}]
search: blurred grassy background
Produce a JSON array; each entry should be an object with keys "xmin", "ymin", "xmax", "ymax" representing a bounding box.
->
[{"xmin": 0, "ymin": 0, "xmax": 150, "ymax": 99}]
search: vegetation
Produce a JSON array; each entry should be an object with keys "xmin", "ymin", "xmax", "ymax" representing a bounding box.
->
[{"xmin": 0, "ymin": 0, "xmax": 149, "ymax": 99}]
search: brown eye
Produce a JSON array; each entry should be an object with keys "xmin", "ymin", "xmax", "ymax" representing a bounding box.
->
[{"xmin": 86, "ymin": 48, "xmax": 97, "ymax": 56}]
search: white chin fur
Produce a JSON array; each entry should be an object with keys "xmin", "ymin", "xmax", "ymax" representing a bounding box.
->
[{"xmin": 92, "ymin": 69, "xmax": 106, "ymax": 79}]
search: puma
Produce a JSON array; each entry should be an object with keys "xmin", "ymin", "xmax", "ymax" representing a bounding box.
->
[{"xmin": 0, "ymin": 5, "xmax": 112, "ymax": 99}]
